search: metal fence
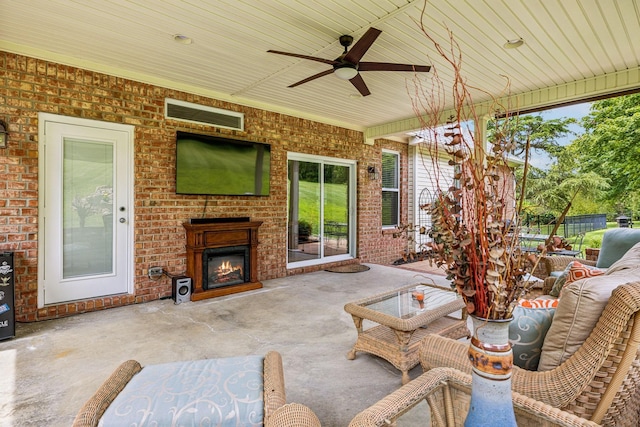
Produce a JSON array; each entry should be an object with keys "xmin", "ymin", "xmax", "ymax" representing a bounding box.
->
[
  {"xmin": 563, "ymin": 214, "xmax": 608, "ymax": 236},
  {"xmin": 525, "ymin": 213, "xmax": 607, "ymax": 237}
]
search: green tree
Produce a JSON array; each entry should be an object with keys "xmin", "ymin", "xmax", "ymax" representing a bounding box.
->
[
  {"xmin": 489, "ymin": 113, "xmax": 587, "ymax": 216},
  {"xmin": 572, "ymin": 93, "xmax": 640, "ymax": 214},
  {"xmin": 525, "ymin": 166, "xmax": 609, "ymax": 216},
  {"xmin": 489, "ymin": 114, "xmax": 577, "ymax": 159}
]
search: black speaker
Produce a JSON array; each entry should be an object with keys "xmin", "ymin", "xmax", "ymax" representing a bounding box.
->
[{"xmin": 172, "ymin": 276, "xmax": 192, "ymax": 304}]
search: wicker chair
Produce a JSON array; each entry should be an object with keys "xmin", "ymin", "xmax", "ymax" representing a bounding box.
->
[
  {"xmin": 73, "ymin": 351, "xmax": 321, "ymax": 427},
  {"xmin": 542, "ymin": 228, "xmax": 640, "ymax": 293},
  {"xmin": 349, "ymin": 367, "xmax": 599, "ymax": 426},
  {"xmin": 420, "ymin": 281, "xmax": 640, "ymax": 426}
]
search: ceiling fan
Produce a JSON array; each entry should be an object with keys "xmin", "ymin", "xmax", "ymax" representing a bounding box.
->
[{"xmin": 267, "ymin": 27, "xmax": 431, "ymax": 97}]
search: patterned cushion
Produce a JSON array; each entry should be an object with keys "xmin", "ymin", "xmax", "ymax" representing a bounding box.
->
[
  {"xmin": 99, "ymin": 356, "xmax": 265, "ymax": 427},
  {"xmin": 549, "ymin": 261, "xmax": 604, "ymax": 297},
  {"xmin": 518, "ymin": 298, "xmax": 558, "ymax": 309},
  {"xmin": 557, "ymin": 261, "xmax": 606, "ymax": 297},
  {"xmin": 566, "ymin": 261, "xmax": 605, "ymax": 284},
  {"xmin": 509, "ymin": 300, "xmax": 557, "ymax": 371}
]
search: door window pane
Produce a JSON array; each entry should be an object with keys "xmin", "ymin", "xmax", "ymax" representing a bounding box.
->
[
  {"xmin": 324, "ymin": 164, "xmax": 349, "ymax": 256},
  {"xmin": 63, "ymin": 139, "xmax": 114, "ymax": 278},
  {"xmin": 288, "ymin": 160, "xmax": 321, "ymax": 263}
]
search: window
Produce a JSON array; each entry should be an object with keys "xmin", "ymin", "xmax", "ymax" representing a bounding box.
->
[{"xmin": 382, "ymin": 150, "xmax": 399, "ymax": 227}]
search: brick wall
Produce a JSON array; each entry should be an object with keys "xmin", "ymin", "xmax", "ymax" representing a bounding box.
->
[
  {"xmin": 0, "ymin": 52, "xmax": 409, "ymax": 321},
  {"xmin": 584, "ymin": 248, "xmax": 600, "ymax": 262}
]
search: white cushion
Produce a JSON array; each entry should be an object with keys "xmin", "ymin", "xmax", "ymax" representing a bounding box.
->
[{"xmin": 99, "ymin": 356, "xmax": 265, "ymax": 426}]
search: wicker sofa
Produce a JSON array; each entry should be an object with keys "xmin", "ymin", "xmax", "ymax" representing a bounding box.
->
[
  {"xmin": 419, "ymin": 243, "xmax": 640, "ymax": 426},
  {"xmin": 72, "ymin": 351, "xmax": 320, "ymax": 427}
]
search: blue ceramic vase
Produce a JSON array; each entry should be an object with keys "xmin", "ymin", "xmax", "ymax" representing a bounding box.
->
[{"xmin": 464, "ymin": 315, "xmax": 517, "ymax": 426}]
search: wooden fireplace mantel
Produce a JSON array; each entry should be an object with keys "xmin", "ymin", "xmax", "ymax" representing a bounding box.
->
[{"xmin": 184, "ymin": 220, "xmax": 263, "ymax": 301}]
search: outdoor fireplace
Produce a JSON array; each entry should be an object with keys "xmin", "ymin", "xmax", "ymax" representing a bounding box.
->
[{"xmin": 184, "ymin": 218, "xmax": 262, "ymax": 301}]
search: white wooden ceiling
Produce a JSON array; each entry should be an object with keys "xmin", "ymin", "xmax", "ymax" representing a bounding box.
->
[{"xmin": 2, "ymin": 0, "xmax": 639, "ymax": 140}]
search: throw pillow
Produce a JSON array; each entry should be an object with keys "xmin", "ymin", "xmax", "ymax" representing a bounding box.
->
[
  {"xmin": 518, "ymin": 298, "xmax": 559, "ymax": 309},
  {"xmin": 606, "ymin": 241, "xmax": 640, "ymax": 274},
  {"xmin": 558, "ymin": 261, "xmax": 605, "ymax": 297},
  {"xmin": 548, "ymin": 261, "xmax": 575, "ymax": 297},
  {"xmin": 549, "ymin": 261, "xmax": 605, "ymax": 297},
  {"xmin": 509, "ymin": 299, "xmax": 557, "ymax": 371},
  {"xmin": 538, "ymin": 268, "xmax": 639, "ymax": 371}
]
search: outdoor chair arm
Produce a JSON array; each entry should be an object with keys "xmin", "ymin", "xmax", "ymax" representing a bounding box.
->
[
  {"xmin": 349, "ymin": 367, "xmax": 599, "ymax": 427},
  {"xmin": 420, "ymin": 334, "xmax": 471, "ymax": 374},
  {"xmin": 264, "ymin": 350, "xmax": 287, "ymax": 421},
  {"xmin": 419, "ymin": 330, "xmax": 614, "ymax": 411},
  {"xmin": 543, "ymin": 256, "xmax": 596, "ymax": 276},
  {"xmin": 267, "ymin": 403, "xmax": 322, "ymax": 427},
  {"xmin": 72, "ymin": 360, "xmax": 143, "ymax": 427}
]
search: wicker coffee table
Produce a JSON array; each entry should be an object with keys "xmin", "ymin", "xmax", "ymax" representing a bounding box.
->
[{"xmin": 344, "ymin": 283, "xmax": 468, "ymax": 384}]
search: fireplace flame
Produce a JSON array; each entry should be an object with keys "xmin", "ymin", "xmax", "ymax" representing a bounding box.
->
[{"xmin": 217, "ymin": 260, "xmax": 243, "ymax": 277}]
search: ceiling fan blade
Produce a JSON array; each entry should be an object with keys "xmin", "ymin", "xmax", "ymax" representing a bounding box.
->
[
  {"xmin": 358, "ymin": 62, "xmax": 431, "ymax": 72},
  {"xmin": 267, "ymin": 50, "xmax": 337, "ymax": 66},
  {"xmin": 288, "ymin": 69, "xmax": 335, "ymax": 88},
  {"xmin": 343, "ymin": 28, "xmax": 382, "ymax": 64},
  {"xmin": 349, "ymin": 74, "xmax": 371, "ymax": 97}
]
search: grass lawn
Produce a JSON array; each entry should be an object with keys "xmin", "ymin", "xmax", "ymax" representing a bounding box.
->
[{"xmin": 297, "ymin": 180, "xmax": 348, "ymax": 235}]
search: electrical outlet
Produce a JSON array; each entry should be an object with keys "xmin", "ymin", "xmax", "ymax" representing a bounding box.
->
[{"xmin": 148, "ymin": 267, "xmax": 163, "ymax": 277}]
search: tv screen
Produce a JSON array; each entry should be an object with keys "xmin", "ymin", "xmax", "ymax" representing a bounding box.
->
[{"xmin": 176, "ymin": 131, "xmax": 271, "ymax": 196}]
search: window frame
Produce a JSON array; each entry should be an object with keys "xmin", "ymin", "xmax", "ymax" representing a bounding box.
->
[
  {"xmin": 286, "ymin": 152, "xmax": 357, "ymax": 268},
  {"xmin": 381, "ymin": 149, "xmax": 400, "ymax": 229}
]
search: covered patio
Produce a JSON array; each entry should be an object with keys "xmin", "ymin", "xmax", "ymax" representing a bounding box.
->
[{"xmin": 1, "ymin": 2, "xmax": 639, "ymax": 425}]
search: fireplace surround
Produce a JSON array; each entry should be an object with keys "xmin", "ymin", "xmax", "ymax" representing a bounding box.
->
[{"xmin": 184, "ymin": 218, "xmax": 263, "ymax": 301}]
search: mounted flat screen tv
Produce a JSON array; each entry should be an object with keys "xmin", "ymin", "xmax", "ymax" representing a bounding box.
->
[{"xmin": 176, "ymin": 131, "xmax": 271, "ymax": 196}]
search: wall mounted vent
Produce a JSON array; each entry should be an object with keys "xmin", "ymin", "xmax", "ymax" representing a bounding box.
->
[{"xmin": 165, "ymin": 99, "xmax": 244, "ymax": 131}]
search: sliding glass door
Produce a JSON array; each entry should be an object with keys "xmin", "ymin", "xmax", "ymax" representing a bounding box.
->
[{"xmin": 287, "ymin": 153, "xmax": 356, "ymax": 267}]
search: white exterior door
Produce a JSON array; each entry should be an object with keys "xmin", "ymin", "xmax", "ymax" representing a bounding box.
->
[{"xmin": 38, "ymin": 114, "xmax": 133, "ymax": 306}]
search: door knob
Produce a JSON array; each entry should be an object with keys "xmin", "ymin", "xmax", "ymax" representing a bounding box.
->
[{"xmin": 119, "ymin": 217, "xmax": 126, "ymax": 223}]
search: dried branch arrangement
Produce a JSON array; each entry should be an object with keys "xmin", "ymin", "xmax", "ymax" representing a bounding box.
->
[{"xmin": 408, "ymin": 5, "xmax": 541, "ymax": 320}]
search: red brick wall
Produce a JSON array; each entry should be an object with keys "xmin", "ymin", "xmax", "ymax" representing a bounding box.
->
[
  {"xmin": 357, "ymin": 140, "xmax": 409, "ymax": 265},
  {"xmin": 0, "ymin": 52, "xmax": 409, "ymax": 321}
]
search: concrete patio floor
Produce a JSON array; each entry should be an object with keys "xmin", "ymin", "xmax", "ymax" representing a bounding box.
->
[{"xmin": 0, "ymin": 263, "xmax": 458, "ymax": 427}]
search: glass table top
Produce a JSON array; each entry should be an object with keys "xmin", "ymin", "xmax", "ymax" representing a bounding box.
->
[{"xmin": 361, "ymin": 286, "xmax": 458, "ymax": 320}]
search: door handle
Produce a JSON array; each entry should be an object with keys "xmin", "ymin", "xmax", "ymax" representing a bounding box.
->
[{"xmin": 119, "ymin": 217, "xmax": 126, "ymax": 223}]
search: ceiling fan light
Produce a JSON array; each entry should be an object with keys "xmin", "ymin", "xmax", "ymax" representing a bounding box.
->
[{"xmin": 334, "ymin": 66, "xmax": 358, "ymax": 80}]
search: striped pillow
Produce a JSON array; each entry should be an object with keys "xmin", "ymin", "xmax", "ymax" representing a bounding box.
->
[{"xmin": 518, "ymin": 298, "xmax": 558, "ymax": 309}]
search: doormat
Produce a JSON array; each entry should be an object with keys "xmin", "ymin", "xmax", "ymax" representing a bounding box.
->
[{"xmin": 325, "ymin": 264, "xmax": 370, "ymax": 273}]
